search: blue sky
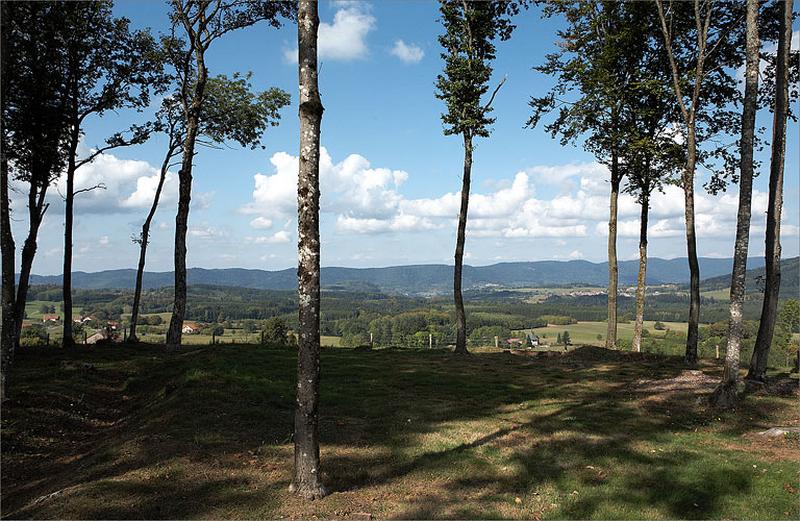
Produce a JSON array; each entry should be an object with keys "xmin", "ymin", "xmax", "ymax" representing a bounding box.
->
[{"xmin": 11, "ymin": 0, "xmax": 799, "ymax": 275}]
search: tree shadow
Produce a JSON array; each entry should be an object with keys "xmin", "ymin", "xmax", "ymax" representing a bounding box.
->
[{"xmin": 1, "ymin": 345, "xmax": 795, "ymax": 519}]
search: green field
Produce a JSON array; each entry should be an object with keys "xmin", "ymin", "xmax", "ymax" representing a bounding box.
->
[
  {"xmin": 2, "ymin": 344, "xmax": 797, "ymax": 519},
  {"xmin": 522, "ymin": 320, "xmax": 689, "ymax": 346}
]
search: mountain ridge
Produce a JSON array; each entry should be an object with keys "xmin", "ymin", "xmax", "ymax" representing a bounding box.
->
[{"xmin": 20, "ymin": 256, "xmax": 794, "ymax": 295}]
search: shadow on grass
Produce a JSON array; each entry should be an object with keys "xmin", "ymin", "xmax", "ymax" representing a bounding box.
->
[{"xmin": 1, "ymin": 344, "xmax": 796, "ymax": 519}]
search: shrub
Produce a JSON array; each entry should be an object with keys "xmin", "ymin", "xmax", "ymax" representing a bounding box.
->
[{"xmin": 262, "ymin": 317, "xmax": 288, "ymax": 345}]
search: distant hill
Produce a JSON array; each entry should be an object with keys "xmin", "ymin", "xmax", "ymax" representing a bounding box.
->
[
  {"xmin": 698, "ymin": 256, "xmax": 799, "ymax": 297},
  {"xmin": 23, "ymin": 257, "xmax": 767, "ymax": 295}
]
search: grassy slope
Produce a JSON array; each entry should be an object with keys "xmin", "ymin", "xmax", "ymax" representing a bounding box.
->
[{"xmin": 1, "ymin": 345, "xmax": 798, "ymax": 520}]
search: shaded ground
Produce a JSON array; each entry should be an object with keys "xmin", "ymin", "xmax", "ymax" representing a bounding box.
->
[{"xmin": 1, "ymin": 344, "xmax": 798, "ymax": 520}]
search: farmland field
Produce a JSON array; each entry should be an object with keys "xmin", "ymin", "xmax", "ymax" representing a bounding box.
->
[{"xmin": 521, "ymin": 320, "xmax": 689, "ymax": 346}]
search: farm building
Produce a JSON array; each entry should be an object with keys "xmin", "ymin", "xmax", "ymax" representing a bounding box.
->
[
  {"xmin": 42, "ymin": 315, "xmax": 60, "ymax": 323},
  {"xmin": 182, "ymin": 321, "xmax": 202, "ymax": 334}
]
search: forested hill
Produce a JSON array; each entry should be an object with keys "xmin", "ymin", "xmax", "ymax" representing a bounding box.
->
[
  {"xmin": 24, "ymin": 257, "xmax": 767, "ymax": 295},
  {"xmin": 698, "ymin": 256, "xmax": 799, "ymax": 296}
]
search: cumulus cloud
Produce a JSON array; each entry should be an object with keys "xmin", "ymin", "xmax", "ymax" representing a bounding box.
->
[
  {"xmin": 242, "ymin": 147, "xmax": 410, "ymax": 229},
  {"xmin": 247, "ymin": 230, "xmax": 291, "ymax": 244},
  {"xmin": 53, "ymin": 151, "xmax": 177, "ymax": 214},
  {"xmin": 390, "ymin": 40, "xmax": 424, "ymax": 64},
  {"xmin": 243, "ymin": 149, "xmax": 797, "ymax": 251},
  {"xmin": 284, "ymin": 3, "xmax": 375, "ymax": 62}
]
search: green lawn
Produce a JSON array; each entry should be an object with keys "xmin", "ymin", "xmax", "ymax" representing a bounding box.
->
[
  {"xmin": 523, "ymin": 320, "xmax": 688, "ymax": 347},
  {"xmin": 2, "ymin": 344, "xmax": 797, "ymax": 520}
]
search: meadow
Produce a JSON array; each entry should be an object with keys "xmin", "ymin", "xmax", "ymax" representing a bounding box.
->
[{"xmin": 2, "ymin": 343, "xmax": 797, "ymax": 520}]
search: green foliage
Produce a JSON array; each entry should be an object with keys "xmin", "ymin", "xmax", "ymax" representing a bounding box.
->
[
  {"xmin": 436, "ymin": 1, "xmax": 519, "ymax": 138},
  {"xmin": 261, "ymin": 317, "xmax": 288, "ymax": 345},
  {"xmin": 562, "ymin": 331, "xmax": 571, "ymax": 346},
  {"xmin": 654, "ymin": 321, "xmax": 666, "ymax": 330},
  {"xmin": 778, "ymin": 299, "xmax": 800, "ymax": 333},
  {"xmin": 202, "ymin": 73, "xmax": 290, "ymax": 149}
]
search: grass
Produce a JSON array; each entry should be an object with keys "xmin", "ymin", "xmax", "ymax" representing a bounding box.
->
[
  {"xmin": 1, "ymin": 344, "xmax": 798, "ymax": 520},
  {"xmin": 523, "ymin": 320, "xmax": 689, "ymax": 346}
]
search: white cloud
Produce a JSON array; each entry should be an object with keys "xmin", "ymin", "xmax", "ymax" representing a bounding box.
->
[
  {"xmin": 249, "ymin": 216, "xmax": 274, "ymax": 229},
  {"xmin": 98, "ymin": 235, "xmax": 110, "ymax": 246},
  {"xmin": 189, "ymin": 225, "xmax": 225, "ymax": 239},
  {"xmin": 390, "ymin": 40, "xmax": 424, "ymax": 64},
  {"xmin": 284, "ymin": 3, "xmax": 375, "ymax": 62},
  {"xmin": 54, "ymin": 150, "xmax": 177, "ymax": 214},
  {"xmin": 247, "ymin": 231, "xmax": 291, "ymax": 244}
]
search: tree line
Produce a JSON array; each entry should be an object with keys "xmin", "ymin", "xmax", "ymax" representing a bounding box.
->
[{"xmin": 0, "ymin": 0, "xmax": 797, "ymax": 499}]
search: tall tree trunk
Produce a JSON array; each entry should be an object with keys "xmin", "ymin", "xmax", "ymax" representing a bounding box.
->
[
  {"xmin": 1, "ymin": 153, "xmax": 16, "ymax": 401},
  {"xmin": 14, "ymin": 185, "xmax": 47, "ymax": 346},
  {"xmin": 712, "ymin": 0, "xmax": 759, "ymax": 408},
  {"xmin": 632, "ymin": 192, "xmax": 650, "ymax": 353},
  {"xmin": 130, "ymin": 145, "xmax": 174, "ymax": 343},
  {"xmin": 683, "ymin": 123, "xmax": 700, "ymax": 364},
  {"xmin": 748, "ymin": 0, "xmax": 792, "ymax": 384},
  {"xmin": 290, "ymin": 0, "xmax": 327, "ymax": 500},
  {"xmin": 165, "ymin": 63, "xmax": 207, "ymax": 349},
  {"xmin": 453, "ymin": 133, "xmax": 472, "ymax": 355},
  {"xmin": 62, "ymin": 136, "xmax": 78, "ymax": 348},
  {"xmin": 606, "ymin": 153, "xmax": 620, "ymax": 349}
]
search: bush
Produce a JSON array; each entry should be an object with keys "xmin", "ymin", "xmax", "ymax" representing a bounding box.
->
[
  {"xmin": 262, "ymin": 317, "xmax": 288, "ymax": 345},
  {"xmin": 654, "ymin": 321, "xmax": 666, "ymax": 331}
]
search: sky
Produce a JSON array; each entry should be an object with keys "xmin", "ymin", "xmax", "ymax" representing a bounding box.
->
[{"xmin": 10, "ymin": 0, "xmax": 800, "ymax": 275}]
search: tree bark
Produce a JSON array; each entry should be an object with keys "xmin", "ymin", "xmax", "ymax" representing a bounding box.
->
[
  {"xmin": 453, "ymin": 133, "xmax": 472, "ymax": 355},
  {"xmin": 290, "ymin": 0, "xmax": 327, "ymax": 500},
  {"xmin": 711, "ymin": 0, "xmax": 759, "ymax": 409},
  {"xmin": 748, "ymin": 0, "xmax": 792, "ymax": 384},
  {"xmin": 14, "ymin": 184, "xmax": 48, "ymax": 347},
  {"xmin": 632, "ymin": 192, "xmax": 650, "ymax": 353},
  {"xmin": 606, "ymin": 153, "xmax": 619, "ymax": 349},
  {"xmin": 1, "ymin": 152, "xmax": 15, "ymax": 401},
  {"xmin": 130, "ymin": 143, "xmax": 176, "ymax": 343},
  {"xmin": 62, "ymin": 122, "xmax": 80, "ymax": 349},
  {"xmin": 683, "ymin": 124, "xmax": 701, "ymax": 365},
  {"xmin": 165, "ymin": 53, "xmax": 208, "ymax": 349}
]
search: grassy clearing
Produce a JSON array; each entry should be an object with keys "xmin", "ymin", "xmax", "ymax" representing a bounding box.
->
[
  {"xmin": 524, "ymin": 320, "xmax": 688, "ymax": 346},
  {"xmin": 1, "ymin": 344, "xmax": 797, "ymax": 520}
]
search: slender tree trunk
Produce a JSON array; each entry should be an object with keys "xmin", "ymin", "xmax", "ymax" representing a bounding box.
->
[
  {"xmin": 165, "ymin": 64, "xmax": 207, "ymax": 349},
  {"xmin": 606, "ymin": 153, "xmax": 620, "ymax": 349},
  {"xmin": 130, "ymin": 145, "xmax": 174, "ymax": 343},
  {"xmin": 748, "ymin": 0, "xmax": 792, "ymax": 384},
  {"xmin": 632, "ymin": 192, "xmax": 650, "ymax": 353},
  {"xmin": 13, "ymin": 186, "xmax": 48, "ymax": 347},
  {"xmin": 290, "ymin": 0, "xmax": 327, "ymax": 500},
  {"xmin": 712, "ymin": 0, "xmax": 759, "ymax": 408},
  {"xmin": 62, "ymin": 135, "xmax": 78, "ymax": 348},
  {"xmin": 683, "ymin": 124, "xmax": 701, "ymax": 364},
  {"xmin": 1, "ymin": 153, "xmax": 16, "ymax": 401},
  {"xmin": 453, "ymin": 133, "xmax": 472, "ymax": 355}
]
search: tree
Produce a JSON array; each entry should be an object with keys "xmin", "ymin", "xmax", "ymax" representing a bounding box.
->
[
  {"xmin": 747, "ymin": 0, "xmax": 794, "ymax": 384},
  {"xmin": 59, "ymin": 1, "xmax": 165, "ymax": 348},
  {"xmin": 562, "ymin": 331, "xmax": 571, "ymax": 346},
  {"xmin": 655, "ymin": 0, "xmax": 745, "ymax": 364},
  {"xmin": 711, "ymin": 0, "xmax": 759, "ymax": 408},
  {"xmin": 623, "ymin": 10, "xmax": 683, "ymax": 353},
  {"xmin": 436, "ymin": 0, "xmax": 519, "ymax": 355},
  {"xmin": 164, "ymin": 0, "xmax": 294, "ymax": 348},
  {"xmin": 290, "ymin": 0, "xmax": 326, "ymax": 500},
  {"xmin": 262, "ymin": 317, "xmax": 288, "ymax": 345},
  {"xmin": 129, "ymin": 69, "xmax": 289, "ymax": 343},
  {"xmin": 1, "ymin": 1, "xmax": 73, "ymax": 399},
  {"xmin": 529, "ymin": 1, "xmax": 646, "ymax": 350},
  {"xmin": 557, "ymin": 332, "xmax": 562, "ymax": 345}
]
